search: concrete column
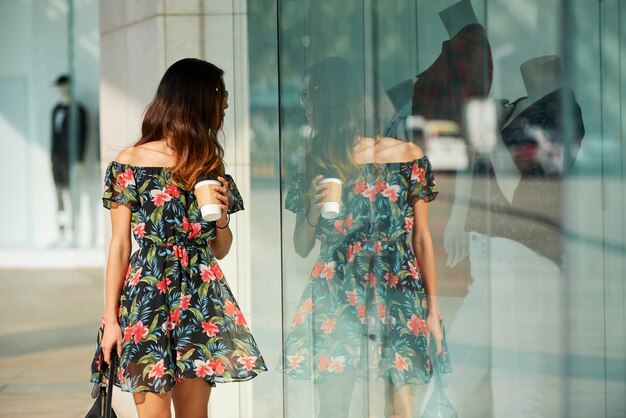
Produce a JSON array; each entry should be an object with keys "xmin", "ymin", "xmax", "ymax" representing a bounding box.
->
[{"xmin": 99, "ymin": 1, "xmax": 251, "ymax": 416}]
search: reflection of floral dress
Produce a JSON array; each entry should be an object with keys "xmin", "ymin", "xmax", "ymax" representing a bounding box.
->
[
  {"xmin": 284, "ymin": 157, "xmax": 451, "ymax": 386},
  {"xmin": 90, "ymin": 161, "xmax": 266, "ymax": 393}
]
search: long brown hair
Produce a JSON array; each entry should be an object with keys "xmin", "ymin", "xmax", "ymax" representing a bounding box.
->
[
  {"xmin": 303, "ymin": 57, "xmax": 370, "ymax": 183},
  {"xmin": 136, "ymin": 58, "xmax": 227, "ymax": 189}
]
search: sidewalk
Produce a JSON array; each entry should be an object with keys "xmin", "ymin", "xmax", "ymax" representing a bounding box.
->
[{"xmin": 0, "ymin": 268, "xmax": 103, "ymax": 418}]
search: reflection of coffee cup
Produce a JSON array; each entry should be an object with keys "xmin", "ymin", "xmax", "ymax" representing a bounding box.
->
[
  {"xmin": 319, "ymin": 178, "xmax": 342, "ymax": 219},
  {"xmin": 194, "ymin": 179, "xmax": 222, "ymax": 222}
]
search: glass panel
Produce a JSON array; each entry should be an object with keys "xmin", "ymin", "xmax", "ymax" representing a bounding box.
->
[
  {"xmin": 278, "ymin": 2, "xmax": 373, "ymax": 416},
  {"xmin": 248, "ymin": 0, "xmax": 284, "ymax": 416},
  {"xmin": 269, "ymin": 0, "xmax": 626, "ymax": 417},
  {"xmin": 277, "ymin": 2, "xmax": 444, "ymax": 417},
  {"xmin": 565, "ymin": 1, "xmax": 626, "ymax": 417},
  {"xmin": 0, "ymin": 0, "xmax": 102, "ymax": 251}
]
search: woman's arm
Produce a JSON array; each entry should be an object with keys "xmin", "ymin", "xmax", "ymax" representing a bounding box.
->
[
  {"xmin": 292, "ymin": 174, "xmax": 326, "ymax": 258},
  {"xmin": 211, "ymin": 222, "xmax": 232, "ymax": 260},
  {"xmin": 293, "ymin": 211, "xmax": 317, "ymax": 258},
  {"xmin": 101, "ymin": 202, "xmax": 132, "ymax": 364},
  {"xmin": 209, "ymin": 176, "xmax": 233, "ymax": 259},
  {"xmin": 412, "ymin": 198, "xmax": 444, "ymax": 352}
]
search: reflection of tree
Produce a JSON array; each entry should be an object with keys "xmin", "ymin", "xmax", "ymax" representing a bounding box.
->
[
  {"xmin": 248, "ymin": 0, "xmax": 418, "ymax": 181},
  {"xmin": 248, "ymin": 0, "xmax": 280, "ymax": 182},
  {"xmin": 248, "ymin": 0, "xmax": 280, "ymax": 85},
  {"xmin": 275, "ymin": 0, "xmax": 416, "ymax": 87}
]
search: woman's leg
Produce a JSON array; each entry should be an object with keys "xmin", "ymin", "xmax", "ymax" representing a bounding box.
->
[
  {"xmin": 133, "ymin": 392, "xmax": 172, "ymax": 418},
  {"xmin": 316, "ymin": 374, "xmax": 357, "ymax": 418},
  {"xmin": 172, "ymin": 380, "xmax": 212, "ymax": 418},
  {"xmin": 384, "ymin": 383, "xmax": 422, "ymax": 418}
]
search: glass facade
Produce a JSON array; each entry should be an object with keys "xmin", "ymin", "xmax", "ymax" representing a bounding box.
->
[
  {"xmin": 249, "ymin": 0, "xmax": 626, "ymax": 417},
  {"xmin": 1, "ymin": 0, "xmax": 624, "ymax": 416},
  {"xmin": 0, "ymin": 0, "xmax": 101, "ymax": 251}
]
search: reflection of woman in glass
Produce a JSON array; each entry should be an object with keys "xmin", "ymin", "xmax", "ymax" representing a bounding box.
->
[
  {"xmin": 284, "ymin": 57, "xmax": 451, "ymax": 418},
  {"xmin": 90, "ymin": 58, "xmax": 266, "ymax": 418}
]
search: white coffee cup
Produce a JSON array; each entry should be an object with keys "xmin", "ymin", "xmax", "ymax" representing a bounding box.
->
[
  {"xmin": 319, "ymin": 177, "xmax": 342, "ymax": 219},
  {"xmin": 194, "ymin": 179, "xmax": 222, "ymax": 222}
]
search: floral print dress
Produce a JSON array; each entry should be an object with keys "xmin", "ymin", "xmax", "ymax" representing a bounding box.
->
[
  {"xmin": 283, "ymin": 157, "xmax": 451, "ymax": 386},
  {"xmin": 90, "ymin": 161, "xmax": 267, "ymax": 393}
]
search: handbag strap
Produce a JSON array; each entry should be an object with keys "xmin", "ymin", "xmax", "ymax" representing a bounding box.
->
[
  {"xmin": 429, "ymin": 336, "xmax": 448, "ymax": 388},
  {"xmin": 104, "ymin": 354, "xmax": 116, "ymax": 418}
]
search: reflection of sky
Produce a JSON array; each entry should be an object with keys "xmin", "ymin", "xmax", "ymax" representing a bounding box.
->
[{"xmin": 250, "ymin": 79, "xmax": 300, "ymax": 108}]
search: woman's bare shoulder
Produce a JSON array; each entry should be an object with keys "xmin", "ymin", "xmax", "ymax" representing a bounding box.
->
[
  {"xmin": 403, "ymin": 141, "xmax": 424, "ymax": 160},
  {"xmin": 115, "ymin": 141, "xmax": 175, "ymax": 166},
  {"xmin": 378, "ymin": 137, "xmax": 424, "ymax": 162},
  {"xmin": 114, "ymin": 147, "xmax": 139, "ymax": 164}
]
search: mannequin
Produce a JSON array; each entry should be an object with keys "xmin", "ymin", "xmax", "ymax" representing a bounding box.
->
[
  {"xmin": 444, "ymin": 55, "xmax": 567, "ymax": 267},
  {"xmin": 438, "ymin": 0, "xmax": 479, "ymax": 38},
  {"xmin": 495, "ymin": 55, "xmax": 570, "ymax": 198},
  {"xmin": 502, "ymin": 55, "xmax": 564, "ymax": 129},
  {"xmin": 409, "ymin": 3, "xmax": 494, "ymax": 417},
  {"xmin": 384, "ymin": 0, "xmax": 492, "ymax": 142},
  {"xmin": 411, "ymin": 0, "xmax": 491, "ymax": 129},
  {"xmin": 430, "ymin": 0, "xmax": 493, "ymax": 267},
  {"xmin": 474, "ymin": 55, "xmax": 582, "ymax": 418},
  {"xmin": 414, "ymin": 0, "xmax": 493, "ymax": 261},
  {"xmin": 51, "ymin": 74, "xmax": 87, "ymax": 244},
  {"xmin": 443, "ymin": 54, "xmax": 585, "ymax": 418},
  {"xmin": 490, "ymin": 55, "xmax": 584, "ymax": 255}
]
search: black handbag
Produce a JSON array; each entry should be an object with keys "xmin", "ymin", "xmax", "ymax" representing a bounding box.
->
[
  {"xmin": 85, "ymin": 353, "xmax": 118, "ymax": 418},
  {"xmin": 422, "ymin": 338, "xmax": 459, "ymax": 418}
]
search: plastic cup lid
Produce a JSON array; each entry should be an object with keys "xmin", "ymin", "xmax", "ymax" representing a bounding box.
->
[
  {"xmin": 319, "ymin": 178, "xmax": 342, "ymax": 185},
  {"xmin": 195, "ymin": 179, "xmax": 221, "ymax": 189}
]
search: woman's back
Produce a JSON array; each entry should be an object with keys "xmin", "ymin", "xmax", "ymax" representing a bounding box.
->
[{"xmin": 104, "ymin": 160, "xmax": 242, "ymax": 247}]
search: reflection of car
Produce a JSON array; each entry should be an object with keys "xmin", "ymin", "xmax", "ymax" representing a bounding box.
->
[
  {"xmin": 506, "ymin": 125, "xmax": 564, "ymax": 176},
  {"xmin": 426, "ymin": 134, "xmax": 469, "ymax": 171},
  {"xmin": 408, "ymin": 116, "xmax": 468, "ymax": 171}
]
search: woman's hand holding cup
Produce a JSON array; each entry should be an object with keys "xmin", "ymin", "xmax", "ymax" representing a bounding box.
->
[
  {"xmin": 307, "ymin": 174, "xmax": 342, "ymax": 223},
  {"xmin": 194, "ymin": 176, "xmax": 231, "ymax": 226},
  {"xmin": 212, "ymin": 176, "xmax": 230, "ymax": 228},
  {"xmin": 318, "ymin": 177, "xmax": 342, "ymax": 219}
]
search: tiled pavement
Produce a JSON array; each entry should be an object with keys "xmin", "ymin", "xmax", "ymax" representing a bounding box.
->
[{"xmin": 0, "ymin": 268, "xmax": 103, "ymax": 418}]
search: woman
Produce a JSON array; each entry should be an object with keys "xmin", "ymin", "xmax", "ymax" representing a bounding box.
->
[
  {"xmin": 284, "ymin": 57, "xmax": 451, "ymax": 418},
  {"xmin": 90, "ymin": 58, "xmax": 266, "ymax": 418}
]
